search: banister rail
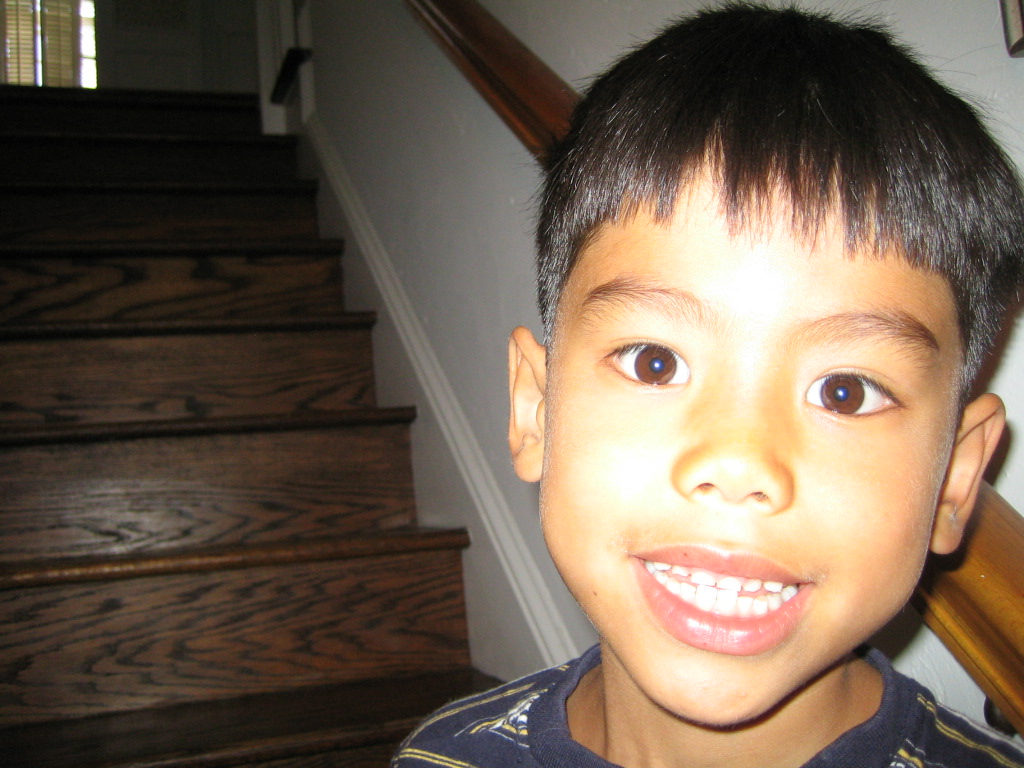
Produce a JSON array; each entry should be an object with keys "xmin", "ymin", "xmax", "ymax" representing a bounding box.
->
[
  {"xmin": 406, "ymin": 0, "xmax": 1024, "ymax": 736},
  {"xmin": 405, "ymin": 0, "xmax": 576, "ymax": 162},
  {"xmin": 914, "ymin": 483, "xmax": 1024, "ymax": 735}
]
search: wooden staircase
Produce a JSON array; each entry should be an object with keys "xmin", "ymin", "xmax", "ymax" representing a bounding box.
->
[{"xmin": 0, "ymin": 85, "xmax": 490, "ymax": 768}]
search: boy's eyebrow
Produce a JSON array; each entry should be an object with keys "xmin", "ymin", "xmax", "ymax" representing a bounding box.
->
[
  {"xmin": 579, "ymin": 277, "xmax": 718, "ymax": 330},
  {"xmin": 578, "ymin": 277, "xmax": 941, "ymax": 361},
  {"xmin": 792, "ymin": 310, "xmax": 941, "ymax": 363}
]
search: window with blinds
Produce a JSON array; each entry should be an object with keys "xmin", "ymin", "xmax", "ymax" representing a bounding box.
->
[{"xmin": 1, "ymin": 0, "xmax": 96, "ymax": 87}]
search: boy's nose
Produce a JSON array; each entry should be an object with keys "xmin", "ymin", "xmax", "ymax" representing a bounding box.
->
[{"xmin": 670, "ymin": 406, "xmax": 795, "ymax": 514}]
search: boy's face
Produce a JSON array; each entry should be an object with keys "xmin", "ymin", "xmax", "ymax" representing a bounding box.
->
[{"xmin": 508, "ymin": 182, "xmax": 1004, "ymax": 733}]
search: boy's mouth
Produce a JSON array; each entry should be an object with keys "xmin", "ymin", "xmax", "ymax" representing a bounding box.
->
[{"xmin": 643, "ymin": 560, "xmax": 800, "ymax": 618}]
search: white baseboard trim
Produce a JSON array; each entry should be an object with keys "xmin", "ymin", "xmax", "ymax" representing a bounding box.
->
[{"xmin": 306, "ymin": 114, "xmax": 578, "ymax": 668}]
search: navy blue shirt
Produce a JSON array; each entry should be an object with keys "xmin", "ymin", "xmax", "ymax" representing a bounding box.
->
[{"xmin": 394, "ymin": 646, "xmax": 1024, "ymax": 768}]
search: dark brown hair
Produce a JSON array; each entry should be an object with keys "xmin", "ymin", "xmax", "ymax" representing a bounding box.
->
[{"xmin": 537, "ymin": 2, "xmax": 1024, "ymax": 390}]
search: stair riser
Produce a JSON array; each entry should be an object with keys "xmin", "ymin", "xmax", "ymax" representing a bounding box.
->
[
  {"xmin": 0, "ymin": 424, "xmax": 416, "ymax": 562},
  {"xmin": 0, "ymin": 90, "xmax": 260, "ymax": 136},
  {"xmin": 0, "ymin": 328, "xmax": 375, "ymax": 425},
  {"xmin": 245, "ymin": 742, "xmax": 399, "ymax": 768},
  {"xmin": 3, "ymin": 666, "xmax": 491, "ymax": 768},
  {"xmin": 0, "ymin": 137, "xmax": 299, "ymax": 184},
  {"xmin": 0, "ymin": 190, "xmax": 319, "ymax": 243},
  {"xmin": 0, "ymin": 549, "xmax": 470, "ymax": 725},
  {"xmin": 0, "ymin": 254, "xmax": 345, "ymax": 324}
]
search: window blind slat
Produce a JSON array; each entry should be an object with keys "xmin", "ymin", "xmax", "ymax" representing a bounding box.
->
[
  {"xmin": 3, "ymin": 0, "xmax": 87, "ymax": 87},
  {"xmin": 41, "ymin": 0, "xmax": 78, "ymax": 86},
  {"xmin": 2, "ymin": 0, "xmax": 37, "ymax": 85}
]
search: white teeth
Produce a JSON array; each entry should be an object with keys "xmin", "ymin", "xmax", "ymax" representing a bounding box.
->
[
  {"xmin": 695, "ymin": 584, "xmax": 718, "ymax": 612},
  {"xmin": 717, "ymin": 576, "xmax": 743, "ymax": 591},
  {"xmin": 714, "ymin": 587, "xmax": 738, "ymax": 614},
  {"xmin": 645, "ymin": 560, "xmax": 799, "ymax": 618},
  {"xmin": 691, "ymin": 570, "xmax": 717, "ymax": 586},
  {"xmin": 736, "ymin": 595, "xmax": 754, "ymax": 618}
]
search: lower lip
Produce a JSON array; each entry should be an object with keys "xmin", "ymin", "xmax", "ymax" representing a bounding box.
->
[{"xmin": 632, "ymin": 558, "xmax": 811, "ymax": 656}]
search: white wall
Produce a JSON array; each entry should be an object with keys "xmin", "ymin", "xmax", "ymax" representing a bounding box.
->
[
  {"xmin": 95, "ymin": 0, "xmax": 258, "ymax": 92},
  {"xmin": 287, "ymin": 0, "xmax": 1023, "ymax": 723}
]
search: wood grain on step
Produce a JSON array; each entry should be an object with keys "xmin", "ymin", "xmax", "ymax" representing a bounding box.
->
[
  {"xmin": 0, "ymin": 326, "xmax": 375, "ymax": 424},
  {"xmin": 0, "ymin": 254, "xmax": 344, "ymax": 323},
  {"xmin": 0, "ymin": 549, "xmax": 470, "ymax": 724},
  {"xmin": 0, "ymin": 134, "xmax": 299, "ymax": 184},
  {"xmin": 0, "ymin": 184, "xmax": 319, "ymax": 243},
  {"xmin": 0, "ymin": 422, "xmax": 416, "ymax": 560}
]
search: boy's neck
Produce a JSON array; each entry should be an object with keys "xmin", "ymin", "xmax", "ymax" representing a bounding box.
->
[{"xmin": 565, "ymin": 647, "xmax": 883, "ymax": 768}]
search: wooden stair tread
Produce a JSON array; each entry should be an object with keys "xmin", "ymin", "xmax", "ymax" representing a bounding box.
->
[
  {"xmin": 0, "ymin": 84, "xmax": 259, "ymax": 109},
  {"xmin": 0, "ymin": 407, "xmax": 416, "ymax": 446},
  {"xmin": 0, "ymin": 240, "xmax": 345, "ymax": 257},
  {"xmin": 0, "ymin": 526, "xmax": 471, "ymax": 588},
  {"xmin": 0, "ymin": 322, "xmax": 377, "ymax": 423},
  {"xmin": 0, "ymin": 180, "xmax": 318, "ymax": 194},
  {"xmin": 0, "ymin": 86, "xmax": 477, "ymax": 761},
  {"xmin": 0, "ymin": 540, "xmax": 470, "ymax": 723},
  {"xmin": 0, "ymin": 313, "xmax": 375, "ymax": 340},
  {"xmin": 2, "ymin": 668, "xmax": 499, "ymax": 768},
  {"xmin": 2, "ymin": 419, "xmax": 418, "ymax": 562},
  {"xmin": 0, "ymin": 189, "xmax": 319, "ymax": 244},
  {"xmin": 1, "ymin": 131, "xmax": 297, "ymax": 145},
  {"xmin": 0, "ymin": 86, "xmax": 261, "ymax": 137},
  {"xmin": 0, "ymin": 243, "xmax": 347, "ymax": 324},
  {"xmin": 1, "ymin": 134, "xmax": 302, "ymax": 185}
]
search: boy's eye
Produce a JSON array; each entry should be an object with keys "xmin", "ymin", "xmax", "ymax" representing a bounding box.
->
[
  {"xmin": 615, "ymin": 343, "xmax": 690, "ymax": 386},
  {"xmin": 806, "ymin": 373, "xmax": 891, "ymax": 415}
]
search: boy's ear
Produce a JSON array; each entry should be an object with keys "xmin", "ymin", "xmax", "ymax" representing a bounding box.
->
[
  {"xmin": 931, "ymin": 393, "xmax": 1006, "ymax": 555},
  {"xmin": 508, "ymin": 326, "xmax": 547, "ymax": 483}
]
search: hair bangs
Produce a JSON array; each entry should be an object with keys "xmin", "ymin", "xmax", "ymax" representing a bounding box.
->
[{"xmin": 536, "ymin": 3, "xmax": 1024, "ymax": 388}]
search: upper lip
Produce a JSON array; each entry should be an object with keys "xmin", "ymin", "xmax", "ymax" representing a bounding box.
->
[{"xmin": 634, "ymin": 545, "xmax": 805, "ymax": 585}]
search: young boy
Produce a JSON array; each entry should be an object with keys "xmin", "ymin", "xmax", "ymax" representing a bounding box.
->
[{"xmin": 394, "ymin": 4, "xmax": 1024, "ymax": 767}]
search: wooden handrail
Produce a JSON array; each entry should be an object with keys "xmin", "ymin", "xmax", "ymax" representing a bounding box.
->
[
  {"xmin": 406, "ymin": 0, "xmax": 1024, "ymax": 735},
  {"xmin": 405, "ymin": 0, "xmax": 577, "ymax": 162},
  {"xmin": 914, "ymin": 483, "xmax": 1024, "ymax": 734}
]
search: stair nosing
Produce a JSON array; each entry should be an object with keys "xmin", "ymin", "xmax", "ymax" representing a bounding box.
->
[
  {"xmin": 0, "ymin": 239, "xmax": 345, "ymax": 256},
  {"xmin": 0, "ymin": 407, "xmax": 416, "ymax": 447},
  {"xmin": 0, "ymin": 314, "xmax": 376, "ymax": 341},
  {"xmin": 0, "ymin": 526, "xmax": 470, "ymax": 589}
]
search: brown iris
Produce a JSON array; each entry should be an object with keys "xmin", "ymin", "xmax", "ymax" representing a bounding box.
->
[
  {"xmin": 633, "ymin": 345, "xmax": 678, "ymax": 386},
  {"xmin": 818, "ymin": 374, "xmax": 865, "ymax": 414}
]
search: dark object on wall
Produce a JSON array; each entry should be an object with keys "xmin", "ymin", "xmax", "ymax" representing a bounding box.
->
[
  {"xmin": 1002, "ymin": 0, "xmax": 1024, "ymax": 56},
  {"xmin": 271, "ymin": 46, "xmax": 312, "ymax": 104}
]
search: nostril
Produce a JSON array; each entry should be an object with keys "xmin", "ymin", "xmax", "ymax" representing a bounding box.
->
[{"xmin": 751, "ymin": 491, "xmax": 769, "ymax": 503}]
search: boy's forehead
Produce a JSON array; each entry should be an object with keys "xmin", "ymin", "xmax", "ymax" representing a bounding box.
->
[{"xmin": 555, "ymin": 190, "xmax": 961, "ymax": 363}]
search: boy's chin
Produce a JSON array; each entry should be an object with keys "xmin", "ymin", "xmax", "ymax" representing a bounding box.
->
[
  {"xmin": 663, "ymin": 679, "xmax": 811, "ymax": 732},
  {"xmin": 656, "ymin": 685, "xmax": 797, "ymax": 732},
  {"xmin": 619, "ymin": 645, "xmax": 860, "ymax": 734}
]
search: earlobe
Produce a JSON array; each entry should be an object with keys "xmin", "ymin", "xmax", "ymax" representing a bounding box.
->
[
  {"xmin": 931, "ymin": 393, "xmax": 1006, "ymax": 554},
  {"xmin": 508, "ymin": 326, "xmax": 547, "ymax": 483}
]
